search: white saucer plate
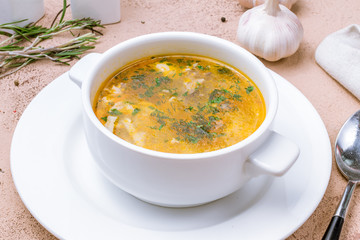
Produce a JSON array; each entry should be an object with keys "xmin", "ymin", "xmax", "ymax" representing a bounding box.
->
[{"xmin": 11, "ymin": 70, "xmax": 331, "ymax": 240}]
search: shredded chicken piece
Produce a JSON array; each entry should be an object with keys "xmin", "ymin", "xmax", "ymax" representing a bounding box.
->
[
  {"xmin": 133, "ymin": 132, "xmax": 146, "ymax": 146},
  {"xmin": 101, "ymin": 96, "xmax": 108, "ymax": 103},
  {"xmin": 156, "ymin": 63, "xmax": 170, "ymax": 72},
  {"xmin": 121, "ymin": 118, "xmax": 146, "ymax": 146},
  {"xmin": 111, "ymin": 102, "xmax": 134, "ymax": 114},
  {"xmin": 170, "ymin": 138, "xmax": 180, "ymax": 144},
  {"xmin": 122, "ymin": 118, "xmax": 135, "ymax": 133},
  {"xmin": 169, "ymin": 96, "xmax": 177, "ymax": 102},
  {"xmin": 184, "ymin": 78, "xmax": 205, "ymax": 94},
  {"xmin": 214, "ymin": 120, "xmax": 224, "ymax": 130},
  {"xmin": 104, "ymin": 116, "xmax": 118, "ymax": 133},
  {"xmin": 111, "ymin": 85, "xmax": 122, "ymax": 94},
  {"xmin": 220, "ymin": 103, "xmax": 231, "ymax": 110}
]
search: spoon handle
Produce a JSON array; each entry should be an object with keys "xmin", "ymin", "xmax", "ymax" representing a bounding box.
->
[
  {"xmin": 322, "ymin": 180, "xmax": 357, "ymax": 240},
  {"xmin": 322, "ymin": 216, "xmax": 344, "ymax": 240}
]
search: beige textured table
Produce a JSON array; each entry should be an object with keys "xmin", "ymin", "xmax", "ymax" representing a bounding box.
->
[{"xmin": 1, "ymin": 0, "xmax": 360, "ymax": 239}]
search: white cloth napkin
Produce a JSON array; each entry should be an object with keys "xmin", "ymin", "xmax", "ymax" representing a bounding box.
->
[{"xmin": 315, "ymin": 24, "xmax": 360, "ymax": 100}]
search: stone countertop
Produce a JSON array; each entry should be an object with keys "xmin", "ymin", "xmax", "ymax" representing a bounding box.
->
[{"xmin": 1, "ymin": 0, "xmax": 360, "ymax": 239}]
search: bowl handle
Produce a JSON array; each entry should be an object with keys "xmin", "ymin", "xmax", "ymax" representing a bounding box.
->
[
  {"xmin": 245, "ymin": 131, "xmax": 300, "ymax": 177},
  {"xmin": 68, "ymin": 53, "xmax": 102, "ymax": 88}
]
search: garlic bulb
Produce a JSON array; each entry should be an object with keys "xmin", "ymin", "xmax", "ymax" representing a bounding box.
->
[
  {"xmin": 236, "ymin": 0, "xmax": 303, "ymax": 61},
  {"xmin": 238, "ymin": 0, "xmax": 297, "ymax": 9}
]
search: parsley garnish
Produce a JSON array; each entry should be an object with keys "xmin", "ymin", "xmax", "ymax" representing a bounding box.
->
[
  {"xmin": 132, "ymin": 108, "xmax": 141, "ymax": 116},
  {"xmin": 246, "ymin": 86, "xmax": 254, "ymax": 94},
  {"xmin": 233, "ymin": 94, "xmax": 241, "ymax": 100},
  {"xmin": 109, "ymin": 109, "xmax": 122, "ymax": 116},
  {"xmin": 217, "ymin": 67, "xmax": 231, "ymax": 74}
]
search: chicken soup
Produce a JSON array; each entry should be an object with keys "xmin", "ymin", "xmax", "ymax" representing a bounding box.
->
[{"xmin": 94, "ymin": 55, "xmax": 266, "ymax": 153}]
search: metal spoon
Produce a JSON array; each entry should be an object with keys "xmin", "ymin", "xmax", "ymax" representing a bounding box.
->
[{"xmin": 322, "ymin": 110, "xmax": 360, "ymax": 240}]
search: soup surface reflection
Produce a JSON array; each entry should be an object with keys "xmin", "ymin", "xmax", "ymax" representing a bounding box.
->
[{"xmin": 94, "ymin": 55, "xmax": 266, "ymax": 153}]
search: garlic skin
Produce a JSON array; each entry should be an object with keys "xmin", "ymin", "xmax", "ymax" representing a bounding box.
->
[
  {"xmin": 238, "ymin": 0, "xmax": 297, "ymax": 9},
  {"xmin": 236, "ymin": 0, "xmax": 303, "ymax": 61}
]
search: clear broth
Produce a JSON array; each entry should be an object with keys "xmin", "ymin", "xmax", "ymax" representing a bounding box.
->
[{"xmin": 94, "ymin": 55, "xmax": 266, "ymax": 153}]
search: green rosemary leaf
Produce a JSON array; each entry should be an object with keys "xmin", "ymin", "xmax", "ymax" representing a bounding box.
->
[
  {"xmin": 0, "ymin": 0, "xmax": 104, "ymax": 79},
  {"xmin": 0, "ymin": 45, "xmax": 24, "ymax": 51}
]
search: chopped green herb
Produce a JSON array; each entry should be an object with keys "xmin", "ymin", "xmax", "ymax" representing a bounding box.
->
[
  {"xmin": 144, "ymin": 86, "xmax": 155, "ymax": 98},
  {"xmin": 233, "ymin": 94, "xmax": 241, "ymax": 100},
  {"xmin": 208, "ymin": 105, "xmax": 220, "ymax": 114},
  {"xmin": 109, "ymin": 109, "xmax": 122, "ymax": 116},
  {"xmin": 130, "ymin": 74, "xmax": 147, "ymax": 89},
  {"xmin": 210, "ymin": 96, "xmax": 226, "ymax": 104},
  {"xmin": 209, "ymin": 89, "xmax": 227, "ymax": 103},
  {"xmin": 209, "ymin": 115, "xmax": 220, "ymax": 121},
  {"xmin": 154, "ymin": 76, "xmax": 171, "ymax": 87},
  {"xmin": 132, "ymin": 108, "xmax": 141, "ymax": 116},
  {"xmin": 131, "ymin": 74, "xmax": 145, "ymax": 81},
  {"xmin": 170, "ymin": 102, "xmax": 176, "ymax": 112},
  {"xmin": 197, "ymin": 105, "xmax": 206, "ymax": 112},
  {"xmin": 188, "ymin": 135, "xmax": 199, "ymax": 143},
  {"xmin": 217, "ymin": 67, "xmax": 231, "ymax": 74},
  {"xmin": 150, "ymin": 109, "xmax": 172, "ymax": 126},
  {"xmin": 246, "ymin": 86, "xmax": 254, "ymax": 94},
  {"xmin": 101, "ymin": 116, "xmax": 108, "ymax": 122}
]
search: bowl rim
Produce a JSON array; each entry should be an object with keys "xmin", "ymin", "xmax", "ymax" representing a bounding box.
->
[{"xmin": 82, "ymin": 31, "xmax": 278, "ymax": 160}]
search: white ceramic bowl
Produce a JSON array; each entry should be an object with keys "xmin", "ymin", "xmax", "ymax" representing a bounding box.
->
[{"xmin": 69, "ymin": 32, "xmax": 299, "ymax": 207}]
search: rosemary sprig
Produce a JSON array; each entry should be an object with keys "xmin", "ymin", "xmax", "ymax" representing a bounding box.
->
[{"xmin": 0, "ymin": 0, "xmax": 104, "ymax": 78}]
